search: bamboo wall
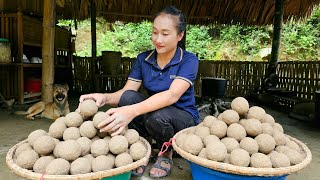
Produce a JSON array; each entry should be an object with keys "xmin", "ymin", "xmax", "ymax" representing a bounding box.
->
[{"xmin": 72, "ymin": 57, "xmax": 319, "ymax": 100}]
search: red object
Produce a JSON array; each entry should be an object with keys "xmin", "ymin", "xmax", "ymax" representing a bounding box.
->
[{"xmin": 25, "ymin": 78, "xmax": 41, "ymax": 93}]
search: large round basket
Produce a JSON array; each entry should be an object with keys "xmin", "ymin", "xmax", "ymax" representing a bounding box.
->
[
  {"xmin": 172, "ymin": 127, "xmax": 312, "ymax": 177},
  {"xmin": 6, "ymin": 137, "xmax": 151, "ymax": 180}
]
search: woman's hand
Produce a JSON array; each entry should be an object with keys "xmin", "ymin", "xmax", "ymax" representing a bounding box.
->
[
  {"xmin": 98, "ymin": 106, "xmax": 136, "ymax": 136},
  {"xmin": 79, "ymin": 93, "xmax": 108, "ymax": 107}
]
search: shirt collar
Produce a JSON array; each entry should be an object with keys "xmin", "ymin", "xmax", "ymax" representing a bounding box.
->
[{"xmin": 145, "ymin": 47, "xmax": 183, "ymax": 68}]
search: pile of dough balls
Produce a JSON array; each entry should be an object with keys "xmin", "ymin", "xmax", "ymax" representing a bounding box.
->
[
  {"xmin": 13, "ymin": 99, "xmax": 148, "ymax": 175},
  {"xmin": 176, "ymin": 97, "xmax": 307, "ymax": 169}
]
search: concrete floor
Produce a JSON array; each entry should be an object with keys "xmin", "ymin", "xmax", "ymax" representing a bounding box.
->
[{"xmin": 0, "ymin": 96, "xmax": 319, "ymax": 180}]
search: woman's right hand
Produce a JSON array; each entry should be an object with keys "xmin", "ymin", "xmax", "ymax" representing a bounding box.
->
[{"xmin": 79, "ymin": 93, "xmax": 108, "ymax": 107}]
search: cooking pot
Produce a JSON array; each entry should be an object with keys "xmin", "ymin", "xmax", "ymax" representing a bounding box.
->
[{"xmin": 201, "ymin": 77, "xmax": 228, "ymax": 98}]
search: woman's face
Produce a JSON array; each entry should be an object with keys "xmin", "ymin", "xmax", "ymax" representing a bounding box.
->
[{"xmin": 152, "ymin": 13, "xmax": 184, "ymax": 55}]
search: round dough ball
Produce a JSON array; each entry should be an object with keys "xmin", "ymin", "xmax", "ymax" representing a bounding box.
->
[
  {"xmin": 49, "ymin": 121, "xmax": 67, "ymax": 139},
  {"xmin": 269, "ymin": 151, "xmax": 290, "ymax": 167},
  {"xmin": 247, "ymin": 106, "xmax": 266, "ymax": 120},
  {"xmin": 223, "ymin": 153, "xmax": 230, "ymax": 164},
  {"xmin": 109, "ymin": 135, "xmax": 129, "ymax": 155},
  {"xmin": 194, "ymin": 126, "xmax": 210, "ymax": 140},
  {"xmin": 187, "ymin": 126, "xmax": 196, "ymax": 134},
  {"xmin": 70, "ymin": 157, "xmax": 91, "ymax": 175},
  {"xmin": 182, "ymin": 134, "xmax": 203, "ymax": 155},
  {"xmin": 286, "ymin": 140, "xmax": 302, "ymax": 152},
  {"xmin": 124, "ymin": 129, "xmax": 140, "ymax": 145},
  {"xmin": 33, "ymin": 135, "xmax": 56, "ymax": 156},
  {"xmin": 229, "ymin": 149, "xmax": 250, "ymax": 167},
  {"xmin": 275, "ymin": 145, "xmax": 291, "ymax": 154},
  {"xmin": 33, "ymin": 156, "xmax": 55, "ymax": 174},
  {"xmin": 130, "ymin": 142, "xmax": 147, "ymax": 160},
  {"xmin": 273, "ymin": 123, "xmax": 284, "ymax": 133},
  {"xmin": 55, "ymin": 117, "xmax": 66, "ymax": 123},
  {"xmin": 210, "ymin": 120, "xmax": 228, "ymax": 138},
  {"xmin": 79, "ymin": 99, "xmax": 98, "ymax": 117},
  {"xmin": 202, "ymin": 115, "xmax": 218, "ymax": 127},
  {"xmin": 83, "ymin": 154, "xmax": 95, "ymax": 163},
  {"xmin": 64, "ymin": 112, "xmax": 83, "ymax": 127},
  {"xmin": 93, "ymin": 111, "xmax": 109, "ymax": 129},
  {"xmin": 206, "ymin": 141, "xmax": 227, "ymax": 162},
  {"xmin": 76, "ymin": 137, "xmax": 92, "ymax": 156},
  {"xmin": 261, "ymin": 123, "xmax": 274, "ymax": 136},
  {"xmin": 221, "ymin": 109, "xmax": 240, "ymax": 125},
  {"xmin": 14, "ymin": 143, "xmax": 33, "ymax": 159},
  {"xmin": 91, "ymin": 135, "xmax": 100, "ymax": 142},
  {"xmin": 198, "ymin": 148, "xmax": 207, "ymax": 159},
  {"xmin": 261, "ymin": 114, "xmax": 275, "ymax": 125},
  {"xmin": 92, "ymin": 155, "xmax": 115, "ymax": 172},
  {"xmin": 16, "ymin": 150, "xmax": 39, "ymax": 169},
  {"xmin": 250, "ymin": 153, "xmax": 272, "ymax": 168},
  {"xmin": 273, "ymin": 130, "xmax": 286, "ymax": 146},
  {"xmin": 217, "ymin": 113, "xmax": 223, "ymax": 120},
  {"xmin": 53, "ymin": 140, "xmax": 81, "ymax": 161},
  {"xmin": 240, "ymin": 137, "xmax": 259, "ymax": 155},
  {"xmin": 91, "ymin": 139, "xmax": 109, "ymax": 157},
  {"xmin": 80, "ymin": 121, "xmax": 97, "ymax": 138},
  {"xmin": 28, "ymin": 129, "xmax": 47, "ymax": 147},
  {"xmin": 231, "ymin": 97, "xmax": 249, "ymax": 115},
  {"xmin": 103, "ymin": 136, "xmax": 112, "ymax": 144},
  {"xmin": 203, "ymin": 135, "xmax": 220, "ymax": 147},
  {"xmin": 285, "ymin": 149, "xmax": 304, "ymax": 165},
  {"xmin": 227, "ymin": 123, "xmax": 246, "ymax": 141},
  {"xmin": 255, "ymin": 134, "xmax": 276, "ymax": 154},
  {"xmin": 45, "ymin": 158, "xmax": 70, "ymax": 175},
  {"xmin": 63, "ymin": 127, "xmax": 81, "ymax": 140},
  {"xmin": 221, "ymin": 137, "xmax": 240, "ymax": 153},
  {"xmin": 176, "ymin": 133, "xmax": 187, "ymax": 148},
  {"xmin": 115, "ymin": 152, "xmax": 133, "ymax": 167},
  {"xmin": 242, "ymin": 118, "xmax": 262, "ymax": 137}
]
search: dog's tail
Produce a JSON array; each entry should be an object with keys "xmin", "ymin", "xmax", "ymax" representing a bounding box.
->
[{"xmin": 14, "ymin": 111, "xmax": 29, "ymax": 115}]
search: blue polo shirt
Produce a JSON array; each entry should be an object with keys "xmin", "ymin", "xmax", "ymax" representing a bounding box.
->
[{"xmin": 128, "ymin": 47, "xmax": 200, "ymax": 124}]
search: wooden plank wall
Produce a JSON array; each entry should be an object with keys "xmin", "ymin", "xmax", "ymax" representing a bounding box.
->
[
  {"xmin": 0, "ymin": 14, "xmax": 18, "ymax": 61},
  {"xmin": 73, "ymin": 56, "xmax": 95, "ymax": 94},
  {"xmin": 0, "ymin": 64, "xmax": 19, "ymax": 98}
]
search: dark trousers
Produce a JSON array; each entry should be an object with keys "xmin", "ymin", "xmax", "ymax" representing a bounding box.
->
[{"xmin": 119, "ymin": 90, "xmax": 196, "ymax": 149}]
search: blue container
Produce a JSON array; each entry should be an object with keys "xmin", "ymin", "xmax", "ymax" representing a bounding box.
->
[
  {"xmin": 102, "ymin": 171, "xmax": 131, "ymax": 180},
  {"xmin": 189, "ymin": 162, "xmax": 287, "ymax": 180}
]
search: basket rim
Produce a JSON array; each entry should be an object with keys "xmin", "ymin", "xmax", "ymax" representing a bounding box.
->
[
  {"xmin": 172, "ymin": 127, "xmax": 312, "ymax": 177},
  {"xmin": 6, "ymin": 137, "xmax": 151, "ymax": 180}
]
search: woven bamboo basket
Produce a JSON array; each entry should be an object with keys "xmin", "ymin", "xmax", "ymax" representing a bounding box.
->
[
  {"xmin": 172, "ymin": 127, "xmax": 312, "ymax": 177},
  {"xmin": 6, "ymin": 137, "xmax": 151, "ymax": 180}
]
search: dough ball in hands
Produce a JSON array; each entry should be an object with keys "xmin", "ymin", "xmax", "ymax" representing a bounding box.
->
[
  {"xmin": 261, "ymin": 114, "xmax": 275, "ymax": 125},
  {"xmin": 221, "ymin": 109, "xmax": 240, "ymax": 125},
  {"xmin": 91, "ymin": 139, "xmax": 109, "ymax": 157},
  {"xmin": 16, "ymin": 150, "xmax": 39, "ymax": 169},
  {"xmin": 63, "ymin": 127, "xmax": 81, "ymax": 140},
  {"xmin": 210, "ymin": 120, "xmax": 228, "ymax": 138},
  {"xmin": 227, "ymin": 123, "xmax": 246, "ymax": 141},
  {"xmin": 269, "ymin": 151, "xmax": 290, "ymax": 168},
  {"xmin": 240, "ymin": 137, "xmax": 259, "ymax": 155},
  {"xmin": 124, "ymin": 129, "xmax": 140, "ymax": 145},
  {"xmin": 182, "ymin": 134, "xmax": 203, "ymax": 155},
  {"xmin": 80, "ymin": 121, "xmax": 98, "ymax": 138},
  {"xmin": 14, "ymin": 143, "xmax": 33, "ymax": 159},
  {"xmin": 28, "ymin": 129, "xmax": 47, "ymax": 147},
  {"xmin": 250, "ymin": 153, "xmax": 272, "ymax": 168},
  {"xmin": 130, "ymin": 142, "xmax": 147, "ymax": 161},
  {"xmin": 202, "ymin": 115, "xmax": 218, "ymax": 127},
  {"xmin": 194, "ymin": 126, "xmax": 210, "ymax": 140},
  {"xmin": 53, "ymin": 140, "xmax": 81, "ymax": 161},
  {"xmin": 242, "ymin": 118, "xmax": 262, "ymax": 137},
  {"xmin": 229, "ymin": 149, "xmax": 250, "ymax": 167},
  {"xmin": 45, "ymin": 158, "xmax": 70, "ymax": 175},
  {"xmin": 76, "ymin": 137, "xmax": 92, "ymax": 156},
  {"xmin": 247, "ymin": 106, "xmax": 266, "ymax": 120},
  {"xmin": 206, "ymin": 141, "xmax": 227, "ymax": 162},
  {"xmin": 93, "ymin": 111, "xmax": 109, "ymax": 129},
  {"xmin": 261, "ymin": 123, "xmax": 274, "ymax": 136},
  {"xmin": 231, "ymin": 97, "xmax": 250, "ymax": 116},
  {"xmin": 64, "ymin": 112, "xmax": 83, "ymax": 127},
  {"xmin": 255, "ymin": 134, "xmax": 276, "ymax": 154},
  {"xmin": 92, "ymin": 155, "xmax": 114, "ymax": 172},
  {"xmin": 33, "ymin": 135, "xmax": 56, "ymax": 156},
  {"xmin": 115, "ymin": 152, "xmax": 133, "ymax": 167},
  {"xmin": 70, "ymin": 157, "xmax": 91, "ymax": 175},
  {"xmin": 109, "ymin": 135, "xmax": 129, "ymax": 155},
  {"xmin": 203, "ymin": 135, "xmax": 220, "ymax": 147},
  {"xmin": 49, "ymin": 121, "xmax": 67, "ymax": 139},
  {"xmin": 33, "ymin": 156, "xmax": 55, "ymax": 174},
  {"xmin": 221, "ymin": 137, "xmax": 240, "ymax": 153},
  {"xmin": 273, "ymin": 123, "xmax": 284, "ymax": 133},
  {"xmin": 79, "ymin": 99, "xmax": 98, "ymax": 117}
]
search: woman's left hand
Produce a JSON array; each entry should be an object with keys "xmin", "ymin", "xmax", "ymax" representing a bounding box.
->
[{"xmin": 98, "ymin": 106, "xmax": 136, "ymax": 136}]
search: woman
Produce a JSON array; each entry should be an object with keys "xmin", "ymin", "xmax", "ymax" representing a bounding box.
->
[{"xmin": 80, "ymin": 6, "xmax": 199, "ymax": 178}]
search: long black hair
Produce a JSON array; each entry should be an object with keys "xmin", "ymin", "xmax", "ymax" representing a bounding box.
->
[{"xmin": 155, "ymin": 6, "xmax": 187, "ymax": 49}]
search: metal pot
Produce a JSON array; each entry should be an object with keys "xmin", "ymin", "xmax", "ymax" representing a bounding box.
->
[{"xmin": 201, "ymin": 77, "xmax": 228, "ymax": 98}]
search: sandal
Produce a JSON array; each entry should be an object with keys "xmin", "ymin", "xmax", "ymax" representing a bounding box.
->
[
  {"xmin": 131, "ymin": 165, "xmax": 146, "ymax": 177},
  {"xmin": 149, "ymin": 156, "xmax": 173, "ymax": 178}
]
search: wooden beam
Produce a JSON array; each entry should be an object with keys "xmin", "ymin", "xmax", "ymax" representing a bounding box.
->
[
  {"xmin": 41, "ymin": 0, "xmax": 56, "ymax": 102},
  {"xmin": 90, "ymin": 0, "xmax": 97, "ymax": 91}
]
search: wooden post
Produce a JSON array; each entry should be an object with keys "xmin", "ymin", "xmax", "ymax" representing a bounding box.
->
[
  {"xmin": 17, "ymin": 9, "xmax": 24, "ymax": 104},
  {"xmin": 90, "ymin": 0, "xmax": 97, "ymax": 91},
  {"xmin": 42, "ymin": 0, "xmax": 56, "ymax": 102}
]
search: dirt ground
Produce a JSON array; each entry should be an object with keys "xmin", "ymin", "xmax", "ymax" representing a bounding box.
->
[{"xmin": 0, "ymin": 96, "xmax": 319, "ymax": 180}]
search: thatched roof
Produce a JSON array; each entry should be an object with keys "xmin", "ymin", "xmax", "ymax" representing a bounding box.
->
[{"xmin": 56, "ymin": 0, "xmax": 320, "ymax": 25}]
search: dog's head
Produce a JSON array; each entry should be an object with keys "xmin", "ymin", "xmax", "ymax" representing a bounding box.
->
[{"xmin": 53, "ymin": 84, "xmax": 69, "ymax": 102}]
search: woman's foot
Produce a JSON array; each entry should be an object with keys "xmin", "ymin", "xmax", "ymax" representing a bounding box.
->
[
  {"xmin": 149, "ymin": 151, "xmax": 173, "ymax": 178},
  {"xmin": 131, "ymin": 165, "xmax": 147, "ymax": 177}
]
